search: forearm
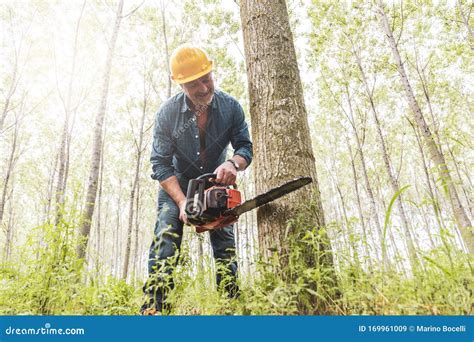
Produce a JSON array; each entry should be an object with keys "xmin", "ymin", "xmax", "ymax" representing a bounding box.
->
[
  {"xmin": 159, "ymin": 175, "xmax": 186, "ymax": 206},
  {"xmin": 230, "ymin": 154, "xmax": 248, "ymax": 171}
]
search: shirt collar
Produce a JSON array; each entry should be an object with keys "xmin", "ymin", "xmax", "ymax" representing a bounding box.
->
[
  {"xmin": 180, "ymin": 93, "xmax": 191, "ymax": 113},
  {"xmin": 179, "ymin": 91, "xmax": 218, "ymax": 113}
]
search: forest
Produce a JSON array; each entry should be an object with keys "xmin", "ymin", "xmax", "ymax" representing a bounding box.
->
[{"xmin": 0, "ymin": 0, "xmax": 472, "ymax": 315}]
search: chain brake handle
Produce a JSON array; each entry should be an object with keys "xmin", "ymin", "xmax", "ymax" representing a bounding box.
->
[{"xmin": 196, "ymin": 173, "xmax": 237, "ymax": 188}]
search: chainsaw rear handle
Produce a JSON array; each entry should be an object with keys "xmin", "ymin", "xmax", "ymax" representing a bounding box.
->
[
  {"xmin": 185, "ymin": 173, "xmax": 219, "ymax": 218},
  {"xmin": 185, "ymin": 173, "xmax": 237, "ymax": 218},
  {"xmin": 185, "ymin": 178, "xmax": 205, "ymax": 218}
]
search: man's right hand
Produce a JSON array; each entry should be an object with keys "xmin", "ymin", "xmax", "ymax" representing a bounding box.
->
[
  {"xmin": 178, "ymin": 199, "xmax": 188, "ymax": 224},
  {"xmin": 159, "ymin": 175, "xmax": 188, "ymax": 224}
]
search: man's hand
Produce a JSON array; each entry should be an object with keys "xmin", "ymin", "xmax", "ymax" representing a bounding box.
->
[
  {"xmin": 214, "ymin": 161, "xmax": 237, "ymax": 185},
  {"xmin": 178, "ymin": 199, "xmax": 188, "ymax": 224}
]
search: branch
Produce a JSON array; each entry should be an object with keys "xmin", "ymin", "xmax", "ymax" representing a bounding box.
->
[{"xmin": 121, "ymin": 0, "xmax": 145, "ymax": 19}]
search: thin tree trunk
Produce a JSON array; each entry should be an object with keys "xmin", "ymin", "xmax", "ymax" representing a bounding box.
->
[
  {"xmin": 95, "ymin": 124, "xmax": 106, "ymax": 280},
  {"xmin": 122, "ymin": 69, "xmax": 148, "ymax": 280},
  {"xmin": 43, "ymin": 148, "xmax": 59, "ymax": 224},
  {"xmin": 446, "ymin": 142, "xmax": 473, "ymax": 219},
  {"xmin": 54, "ymin": 0, "xmax": 86, "ymax": 227},
  {"xmin": 113, "ymin": 180, "xmax": 123, "ymax": 278},
  {"xmin": 335, "ymin": 181, "xmax": 360, "ymax": 266},
  {"xmin": 160, "ymin": 0, "xmax": 171, "ymax": 98},
  {"xmin": 77, "ymin": 0, "xmax": 124, "ymax": 260},
  {"xmin": 2, "ymin": 183, "xmax": 14, "ymax": 262},
  {"xmin": 0, "ymin": 117, "xmax": 19, "ymax": 226},
  {"xmin": 0, "ymin": 34, "xmax": 20, "ymax": 132},
  {"xmin": 132, "ymin": 177, "xmax": 141, "ymax": 278},
  {"xmin": 377, "ymin": 2, "xmax": 474, "ymax": 252},
  {"xmin": 457, "ymin": 0, "xmax": 474, "ymax": 50},
  {"xmin": 352, "ymin": 52, "xmax": 419, "ymax": 268},
  {"xmin": 346, "ymin": 92, "xmax": 393, "ymax": 269},
  {"xmin": 347, "ymin": 139, "xmax": 375, "ymax": 267}
]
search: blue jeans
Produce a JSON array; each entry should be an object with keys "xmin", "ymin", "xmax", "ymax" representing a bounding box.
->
[{"xmin": 143, "ymin": 181, "xmax": 238, "ymax": 311}]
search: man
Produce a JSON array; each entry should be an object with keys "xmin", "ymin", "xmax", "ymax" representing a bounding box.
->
[{"xmin": 141, "ymin": 45, "xmax": 253, "ymax": 315}]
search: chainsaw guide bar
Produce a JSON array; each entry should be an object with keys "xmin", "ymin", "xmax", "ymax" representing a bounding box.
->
[
  {"xmin": 185, "ymin": 173, "xmax": 313, "ymax": 232},
  {"xmin": 225, "ymin": 176, "xmax": 313, "ymax": 217}
]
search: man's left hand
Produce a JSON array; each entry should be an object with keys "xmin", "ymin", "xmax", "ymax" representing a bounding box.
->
[{"xmin": 214, "ymin": 161, "xmax": 237, "ymax": 185}]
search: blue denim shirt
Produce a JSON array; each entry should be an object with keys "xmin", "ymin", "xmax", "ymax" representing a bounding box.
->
[{"xmin": 150, "ymin": 89, "xmax": 253, "ymax": 182}]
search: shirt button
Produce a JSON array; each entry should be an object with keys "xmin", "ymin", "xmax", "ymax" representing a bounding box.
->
[
  {"xmin": 192, "ymin": 117, "xmax": 195, "ymax": 121},
  {"xmin": 195, "ymin": 135, "xmax": 198, "ymax": 138},
  {"xmin": 200, "ymin": 166, "xmax": 203, "ymax": 170},
  {"xmin": 197, "ymin": 152, "xmax": 200, "ymax": 155}
]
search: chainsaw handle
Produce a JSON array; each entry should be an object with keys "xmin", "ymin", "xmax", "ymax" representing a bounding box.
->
[
  {"xmin": 185, "ymin": 178, "xmax": 205, "ymax": 218},
  {"xmin": 196, "ymin": 173, "xmax": 237, "ymax": 188},
  {"xmin": 196, "ymin": 173, "xmax": 217, "ymax": 181}
]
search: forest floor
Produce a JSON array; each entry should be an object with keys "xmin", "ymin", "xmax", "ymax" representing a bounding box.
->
[{"xmin": 1, "ymin": 224, "xmax": 472, "ymax": 316}]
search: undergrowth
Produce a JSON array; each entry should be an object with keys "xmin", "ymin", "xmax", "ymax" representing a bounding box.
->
[{"xmin": 0, "ymin": 216, "xmax": 472, "ymax": 315}]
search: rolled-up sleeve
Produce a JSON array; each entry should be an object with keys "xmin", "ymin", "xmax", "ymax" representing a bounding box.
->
[
  {"xmin": 230, "ymin": 101, "xmax": 253, "ymax": 167},
  {"xmin": 150, "ymin": 108, "xmax": 175, "ymax": 181}
]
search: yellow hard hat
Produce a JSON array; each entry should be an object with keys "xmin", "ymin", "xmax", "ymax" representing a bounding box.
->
[{"xmin": 169, "ymin": 45, "xmax": 213, "ymax": 84}]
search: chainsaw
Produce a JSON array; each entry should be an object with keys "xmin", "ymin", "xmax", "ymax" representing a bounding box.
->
[{"xmin": 185, "ymin": 173, "xmax": 312, "ymax": 233}]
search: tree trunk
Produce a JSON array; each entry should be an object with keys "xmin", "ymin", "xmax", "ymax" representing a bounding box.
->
[
  {"xmin": 335, "ymin": 180, "xmax": 360, "ymax": 266},
  {"xmin": 123, "ymin": 69, "xmax": 148, "ymax": 280},
  {"xmin": 132, "ymin": 174, "xmax": 141, "ymax": 278},
  {"xmin": 0, "ymin": 23, "xmax": 22, "ymax": 133},
  {"xmin": 345, "ymin": 90, "xmax": 394, "ymax": 269},
  {"xmin": 240, "ymin": 0, "xmax": 336, "ymax": 313},
  {"xmin": 160, "ymin": 0, "xmax": 171, "ymax": 98},
  {"xmin": 77, "ymin": 0, "xmax": 124, "ymax": 260},
  {"xmin": 2, "ymin": 182, "xmax": 15, "ymax": 262},
  {"xmin": 377, "ymin": 2, "xmax": 474, "ymax": 253},
  {"xmin": 0, "ymin": 116, "xmax": 19, "ymax": 226},
  {"xmin": 457, "ymin": 0, "xmax": 474, "ymax": 50},
  {"xmin": 240, "ymin": 0, "xmax": 330, "ymax": 257},
  {"xmin": 352, "ymin": 52, "xmax": 419, "ymax": 269},
  {"xmin": 95, "ymin": 123, "xmax": 106, "ymax": 281},
  {"xmin": 347, "ymin": 139, "xmax": 375, "ymax": 268},
  {"xmin": 54, "ymin": 1, "xmax": 85, "ymax": 227}
]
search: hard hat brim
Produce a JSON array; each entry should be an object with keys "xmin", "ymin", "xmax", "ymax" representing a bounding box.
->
[{"xmin": 171, "ymin": 61, "xmax": 213, "ymax": 84}]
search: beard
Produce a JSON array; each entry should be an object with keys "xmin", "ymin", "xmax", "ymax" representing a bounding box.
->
[{"xmin": 188, "ymin": 87, "xmax": 214, "ymax": 106}]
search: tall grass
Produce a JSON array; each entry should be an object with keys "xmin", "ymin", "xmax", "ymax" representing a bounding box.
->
[{"xmin": 0, "ymin": 210, "xmax": 472, "ymax": 315}]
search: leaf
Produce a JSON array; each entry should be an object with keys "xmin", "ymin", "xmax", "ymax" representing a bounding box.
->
[
  {"xmin": 422, "ymin": 256, "xmax": 452, "ymax": 277},
  {"xmin": 382, "ymin": 185, "xmax": 411, "ymax": 262}
]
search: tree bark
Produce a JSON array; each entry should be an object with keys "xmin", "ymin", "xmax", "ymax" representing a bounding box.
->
[
  {"xmin": 77, "ymin": 0, "xmax": 124, "ymax": 260},
  {"xmin": 377, "ymin": 2, "xmax": 474, "ymax": 253},
  {"xmin": 240, "ymin": 0, "xmax": 330, "ymax": 258},
  {"xmin": 240, "ymin": 0, "xmax": 336, "ymax": 313}
]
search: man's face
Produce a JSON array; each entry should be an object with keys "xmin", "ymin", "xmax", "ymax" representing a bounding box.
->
[{"xmin": 181, "ymin": 72, "xmax": 214, "ymax": 106}]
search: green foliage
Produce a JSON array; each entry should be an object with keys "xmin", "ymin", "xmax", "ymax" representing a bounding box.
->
[
  {"xmin": 1, "ymin": 215, "xmax": 472, "ymax": 315},
  {"xmin": 0, "ymin": 217, "xmax": 140, "ymax": 315}
]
